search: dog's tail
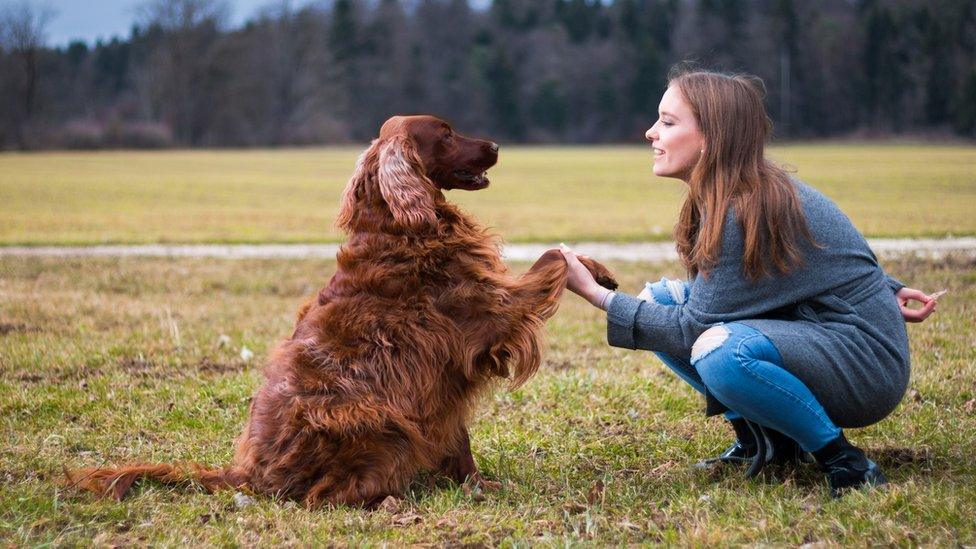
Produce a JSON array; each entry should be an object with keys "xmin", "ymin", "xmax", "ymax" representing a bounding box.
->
[{"xmin": 63, "ymin": 463, "xmax": 242, "ymax": 500}]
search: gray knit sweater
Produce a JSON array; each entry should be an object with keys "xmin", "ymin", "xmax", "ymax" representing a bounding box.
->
[{"xmin": 606, "ymin": 181, "xmax": 910, "ymax": 428}]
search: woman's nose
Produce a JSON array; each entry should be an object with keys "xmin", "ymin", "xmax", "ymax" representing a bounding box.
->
[{"xmin": 644, "ymin": 127, "xmax": 656, "ymax": 141}]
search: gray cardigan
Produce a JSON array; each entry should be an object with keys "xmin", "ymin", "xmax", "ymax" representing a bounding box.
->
[{"xmin": 606, "ymin": 181, "xmax": 910, "ymax": 428}]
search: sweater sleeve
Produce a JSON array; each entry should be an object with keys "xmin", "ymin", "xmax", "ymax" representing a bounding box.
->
[
  {"xmin": 606, "ymin": 291, "xmax": 708, "ymax": 357},
  {"xmin": 884, "ymin": 274, "xmax": 905, "ymax": 293}
]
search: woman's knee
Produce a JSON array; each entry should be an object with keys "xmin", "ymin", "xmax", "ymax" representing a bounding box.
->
[
  {"xmin": 690, "ymin": 325, "xmax": 736, "ymax": 393},
  {"xmin": 690, "ymin": 325, "xmax": 731, "ymax": 364},
  {"xmin": 638, "ymin": 277, "xmax": 689, "ymax": 306},
  {"xmin": 690, "ymin": 323, "xmax": 777, "ymax": 393}
]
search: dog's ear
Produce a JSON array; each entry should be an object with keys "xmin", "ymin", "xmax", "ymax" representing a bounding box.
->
[
  {"xmin": 377, "ymin": 135, "xmax": 437, "ymax": 229},
  {"xmin": 335, "ymin": 140, "xmax": 379, "ymax": 231}
]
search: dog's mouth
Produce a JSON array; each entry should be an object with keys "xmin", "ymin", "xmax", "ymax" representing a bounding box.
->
[{"xmin": 452, "ymin": 169, "xmax": 490, "ymax": 189}]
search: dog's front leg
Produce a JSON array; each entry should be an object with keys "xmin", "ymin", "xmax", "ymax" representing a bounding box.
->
[
  {"xmin": 439, "ymin": 428, "xmax": 501, "ymax": 491},
  {"xmin": 510, "ymin": 249, "xmax": 572, "ymax": 316},
  {"xmin": 511, "ymin": 248, "xmax": 618, "ymax": 318},
  {"xmin": 493, "ymin": 250, "xmax": 617, "ymax": 387},
  {"xmin": 439, "ymin": 426, "xmax": 477, "ymax": 483}
]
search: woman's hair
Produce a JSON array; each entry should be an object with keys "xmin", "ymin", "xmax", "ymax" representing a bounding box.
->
[{"xmin": 668, "ymin": 68, "xmax": 813, "ymax": 280}]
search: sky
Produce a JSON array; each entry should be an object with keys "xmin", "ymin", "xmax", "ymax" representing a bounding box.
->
[
  {"xmin": 25, "ymin": 0, "xmax": 492, "ymax": 48},
  {"xmin": 25, "ymin": 0, "xmax": 310, "ymax": 47}
]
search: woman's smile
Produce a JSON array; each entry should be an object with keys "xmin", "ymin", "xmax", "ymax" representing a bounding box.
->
[{"xmin": 644, "ymin": 85, "xmax": 704, "ymax": 181}]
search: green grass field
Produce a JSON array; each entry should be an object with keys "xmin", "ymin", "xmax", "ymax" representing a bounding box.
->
[
  {"xmin": 1, "ymin": 143, "xmax": 975, "ymax": 245},
  {"xmin": 1, "ymin": 255, "xmax": 974, "ymax": 545},
  {"xmin": 2, "ymin": 144, "xmax": 974, "ymax": 544}
]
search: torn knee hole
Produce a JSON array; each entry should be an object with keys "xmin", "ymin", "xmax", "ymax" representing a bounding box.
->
[
  {"xmin": 665, "ymin": 279, "xmax": 687, "ymax": 304},
  {"xmin": 691, "ymin": 325, "xmax": 730, "ymax": 363}
]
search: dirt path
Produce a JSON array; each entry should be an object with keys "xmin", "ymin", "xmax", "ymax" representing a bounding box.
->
[{"xmin": 2, "ymin": 237, "xmax": 975, "ymax": 262}]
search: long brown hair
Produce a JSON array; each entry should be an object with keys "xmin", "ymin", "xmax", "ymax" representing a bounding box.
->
[{"xmin": 669, "ymin": 69, "xmax": 813, "ymax": 280}]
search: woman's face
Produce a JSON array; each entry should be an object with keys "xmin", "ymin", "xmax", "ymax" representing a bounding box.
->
[{"xmin": 645, "ymin": 85, "xmax": 704, "ymax": 182}]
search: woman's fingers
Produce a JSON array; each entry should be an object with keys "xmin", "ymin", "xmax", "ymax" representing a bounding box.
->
[
  {"xmin": 559, "ymin": 244, "xmax": 588, "ymax": 275},
  {"xmin": 902, "ymin": 299, "xmax": 937, "ymax": 322},
  {"xmin": 558, "ymin": 243, "xmax": 578, "ymax": 263},
  {"xmin": 895, "ymin": 287, "xmax": 946, "ymax": 322},
  {"xmin": 559, "ymin": 243, "xmax": 583, "ymax": 261},
  {"xmin": 896, "ymin": 287, "xmax": 929, "ymax": 304},
  {"xmin": 928, "ymin": 289, "xmax": 948, "ymax": 301},
  {"xmin": 559, "ymin": 243, "xmax": 598, "ymax": 294},
  {"xmin": 559, "ymin": 244, "xmax": 584, "ymax": 258}
]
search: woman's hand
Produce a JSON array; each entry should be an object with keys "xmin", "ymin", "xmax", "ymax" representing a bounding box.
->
[
  {"xmin": 895, "ymin": 287, "xmax": 945, "ymax": 323},
  {"xmin": 559, "ymin": 244, "xmax": 613, "ymax": 309}
]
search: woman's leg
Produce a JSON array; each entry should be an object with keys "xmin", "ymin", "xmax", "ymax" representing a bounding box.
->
[
  {"xmin": 640, "ymin": 279, "xmax": 741, "ymax": 421},
  {"xmin": 691, "ymin": 322, "xmax": 885, "ymax": 494},
  {"xmin": 690, "ymin": 322, "xmax": 839, "ymax": 451},
  {"xmin": 641, "ymin": 282, "xmax": 809, "ymax": 466}
]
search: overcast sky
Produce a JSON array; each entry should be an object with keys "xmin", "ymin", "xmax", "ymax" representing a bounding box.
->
[
  {"xmin": 25, "ymin": 0, "xmax": 313, "ymax": 47},
  {"xmin": 25, "ymin": 0, "xmax": 491, "ymax": 48}
]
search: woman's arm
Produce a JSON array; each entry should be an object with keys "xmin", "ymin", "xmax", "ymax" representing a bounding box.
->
[{"xmin": 560, "ymin": 245, "xmax": 705, "ymax": 357}]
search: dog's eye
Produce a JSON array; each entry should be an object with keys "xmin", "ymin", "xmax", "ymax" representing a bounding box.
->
[{"xmin": 442, "ymin": 133, "xmax": 453, "ymax": 142}]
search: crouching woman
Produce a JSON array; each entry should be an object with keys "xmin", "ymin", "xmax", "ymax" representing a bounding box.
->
[{"xmin": 561, "ymin": 69, "xmax": 939, "ymax": 496}]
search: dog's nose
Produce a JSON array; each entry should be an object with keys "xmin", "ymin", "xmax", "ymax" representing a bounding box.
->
[{"xmin": 489, "ymin": 142, "xmax": 499, "ymax": 153}]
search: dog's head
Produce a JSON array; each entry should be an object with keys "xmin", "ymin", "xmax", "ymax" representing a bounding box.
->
[{"xmin": 336, "ymin": 115, "xmax": 499, "ymax": 232}]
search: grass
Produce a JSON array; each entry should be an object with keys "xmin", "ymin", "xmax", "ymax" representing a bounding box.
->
[
  {"xmin": 1, "ymin": 254, "xmax": 974, "ymax": 545},
  {"xmin": 1, "ymin": 143, "xmax": 975, "ymax": 245}
]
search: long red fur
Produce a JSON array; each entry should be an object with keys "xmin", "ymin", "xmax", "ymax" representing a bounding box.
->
[{"xmin": 65, "ymin": 116, "xmax": 617, "ymax": 507}]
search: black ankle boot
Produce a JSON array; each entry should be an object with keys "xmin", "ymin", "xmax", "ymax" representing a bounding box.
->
[
  {"xmin": 694, "ymin": 418, "xmax": 758, "ymax": 468},
  {"xmin": 764, "ymin": 428, "xmax": 815, "ymax": 466},
  {"xmin": 813, "ymin": 433, "xmax": 887, "ymax": 497},
  {"xmin": 696, "ymin": 419, "xmax": 814, "ymax": 478}
]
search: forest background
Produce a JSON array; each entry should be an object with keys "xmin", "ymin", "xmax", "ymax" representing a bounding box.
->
[{"xmin": 2, "ymin": 0, "xmax": 975, "ymax": 150}]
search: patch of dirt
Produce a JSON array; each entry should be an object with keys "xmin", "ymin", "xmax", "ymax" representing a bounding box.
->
[
  {"xmin": 873, "ymin": 447, "xmax": 931, "ymax": 467},
  {"xmin": 15, "ymin": 367, "xmax": 102, "ymax": 384},
  {"xmin": 543, "ymin": 358, "xmax": 575, "ymax": 371},
  {"xmin": 196, "ymin": 358, "xmax": 244, "ymax": 375},
  {"xmin": 115, "ymin": 356, "xmax": 245, "ymax": 378},
  {"xmin": 16, "ymin": 373, "xmax": 45, "ymax": 383},
  {"xmin": 0, "ymin": 322, "xmax": 41, "ymax": 336},
  {"xmin": 118, "ymin": 357, "xmax": 157, "ymax": 376}
]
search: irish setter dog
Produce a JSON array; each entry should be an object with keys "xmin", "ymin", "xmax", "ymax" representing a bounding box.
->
[{"xmin": 67, "ymin": 115, "xmax": 618, "ymax": 507}]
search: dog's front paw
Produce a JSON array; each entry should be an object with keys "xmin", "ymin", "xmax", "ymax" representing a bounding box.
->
[
  {"xmin": 594, "ymin": 271, "xmax": 619, "ymax": 291},
  {"xmin": 462, "ymin": 473, "xmax": 502, "ymax": 501},
  {"xmin": 471, "ymin": 474, "xmax": 502, "ymax": 492},
  {"xmin": 578, "ymin": 256, "xmax": 619, "ymax": 291}
]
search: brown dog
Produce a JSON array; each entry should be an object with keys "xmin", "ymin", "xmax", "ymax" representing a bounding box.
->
[{"xmin": 67, "ymin": 115, "xmax": 618, "ymax": 507}]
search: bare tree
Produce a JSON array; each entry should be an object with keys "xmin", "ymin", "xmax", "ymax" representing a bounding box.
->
[
  {"xmin": 138, "ymin": 0, "xmax": 229, "ymax": 32},
  {"xmin": 135, "ymin": 0, "xmax": 229, "ymax": 144},
  {"xmin": 0, "ymin": 0, "xmax": 54, "ymax": 148}
]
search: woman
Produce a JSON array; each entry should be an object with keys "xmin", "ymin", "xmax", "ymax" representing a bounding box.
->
[{"xmin": 560, "ymin": 69, "xmax": 939, "ymax": 496}]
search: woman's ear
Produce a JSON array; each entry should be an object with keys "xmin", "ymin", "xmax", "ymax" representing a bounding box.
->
[
  {"xmin": 335, "ymin": 139, "xmax": 379, "ymax": 231},
  {"xmin": 377, "ymin": 135, "xmax": 437, "ymax": 229}
]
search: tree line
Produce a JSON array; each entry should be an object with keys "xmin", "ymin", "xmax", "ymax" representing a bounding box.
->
[{"xmin": 1, "ymin": 0, "xmax": 974, "ymax": 150}]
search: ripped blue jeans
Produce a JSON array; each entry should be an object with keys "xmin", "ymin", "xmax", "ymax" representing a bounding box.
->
[{"xmin": 643, "ymin": 278, "xmax": 841, "ymax": 452}]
